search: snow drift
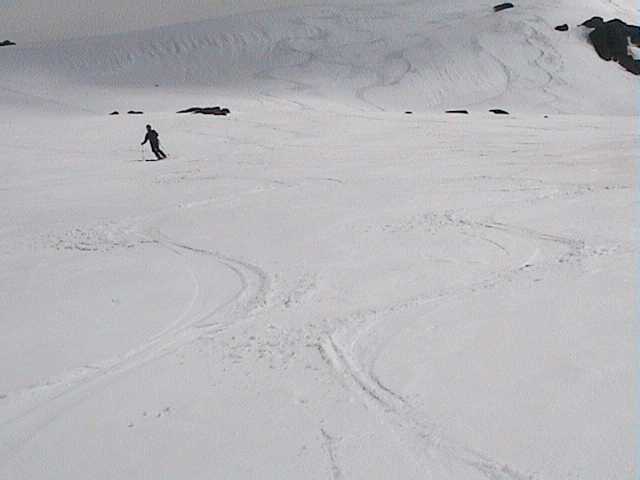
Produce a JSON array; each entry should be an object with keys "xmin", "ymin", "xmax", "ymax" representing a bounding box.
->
[{"xmin": 0, "ymin": 0, "xmax": 637, "ymax": 113}]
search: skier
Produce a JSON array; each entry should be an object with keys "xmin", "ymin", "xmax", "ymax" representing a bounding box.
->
[{"xmin": 141, "ymin": 124, "xmax": 167, "ymax": 160}]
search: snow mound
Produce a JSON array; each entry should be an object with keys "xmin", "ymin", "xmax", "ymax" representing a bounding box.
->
[{"xmin": 0, "ymin": 0, "xmax": 637, "ymax": 113}]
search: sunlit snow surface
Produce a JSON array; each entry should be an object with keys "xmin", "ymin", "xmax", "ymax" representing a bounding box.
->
[{"xmin": 0, "ymin": 1, "xmax": 637, "ymax": 479}]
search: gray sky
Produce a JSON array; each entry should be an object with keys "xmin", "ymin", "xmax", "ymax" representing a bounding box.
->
[{"xmin": 0, "ymin": 0, "xmax": 309, "ymax": 43}]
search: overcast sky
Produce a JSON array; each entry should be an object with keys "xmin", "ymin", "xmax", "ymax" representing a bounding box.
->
[
  {"xmin": 0, "ymin": 0, "xmax": 388, "ymax": 43},
  {"xmin": 0, "ymin": 0, "xmax": 302, "ymax": 43}
]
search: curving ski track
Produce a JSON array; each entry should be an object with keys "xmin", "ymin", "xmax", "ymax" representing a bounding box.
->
[
  {"xmin": 0, "ymin": 231, "xmax": 269, "ymax": 463},
  {"xmin": 316, "ymin": 217, "xmax": 614, "ymax": 480}
]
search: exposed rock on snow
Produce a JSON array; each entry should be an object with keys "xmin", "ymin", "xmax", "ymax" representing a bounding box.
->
[
  {"xmin": 581, "ymin": 17, "xmax": 640, "ymax": 74},
  {"xmin": 582, "ymin": 16, "xmax": 605, "ymax": 28},
  {"xmin": 109, "ymin": 111, "xmax": 119, "ymax": 115},
  {"xmin": 555, "ymin": 24, "xmax": 569, "ymax": 32},
  {"xmin": 0, "ymin": 40, "xmax": 16, "ymax": 47},
  {"xmin": 177, "ymin": 106, "xmax": 231, "ymax": 116},
  {"xmin": 489, "ymin": 109, "xmax": 510, "ymax": 114},
  {"xmin": 446, "ymin": 109, "xmax": 469, "ymax": 114},
  {"xmin": 493, "ymin": 3, "xmax": 514, "ymax": 13},
  {"xmin": 127, "ymin": 110, "xmax": 144, "ymax": 115}
]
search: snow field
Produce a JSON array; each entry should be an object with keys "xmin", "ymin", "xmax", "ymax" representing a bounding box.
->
[{"xmin": 0, "ymin": 0, "xmax": 638, "ymax": 478}]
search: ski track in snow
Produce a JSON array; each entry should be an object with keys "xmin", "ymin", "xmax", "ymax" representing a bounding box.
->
[
  {"xmin": 317, "ymin": 214, "xmax": 623, "ymax": 479},
  {"xmin": 0, "ymin": 0, "xmax": 636, "ymax": 477},
  {"xmin": 0, "ymin": 228, "xmax": 270, "ymax": 461},
  {"xmin": 321, "ymin": 427, "xmax": 344, "ymax": 480},
  {"xmin": 2, "ymin": 0, "xmax": 620, "ymax": 112},
  {"xmin": 1, "ymin": 110, "xmax": 633, "ymax": 478}
]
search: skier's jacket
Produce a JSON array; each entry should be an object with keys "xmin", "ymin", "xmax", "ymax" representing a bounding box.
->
[{"xmin": 142, "ymin": 129, "xmax": 160, "ymax": 147}]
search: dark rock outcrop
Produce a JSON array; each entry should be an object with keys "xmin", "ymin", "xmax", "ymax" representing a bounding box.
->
[
  {"xmin": 581, "ymin": 17, "xmax": 640, "ymax": 75},
  {"xmin": 493, "ymin": 3, "xmax": 514, "ymax": 13},
  {"xmin": 446, "ymin": 110, "xmax": 469, "ymax": 114},
  {"xmin": 555, "ymin": 24, "xmax": 569, "ymax": 32},
  {"xmin": 177, "ymin": 106, "xmax": 230, "ymax": 116},
  {"xmin": 127, "ymin": 110, "xmax": 144, "ymax": 115},
  {"xmin": 0, "ymin": 40, "xmax": 16, "ymax": 47},
  {"xmin": 405, "ymin": 111, "xmax": 413, "ymax": 114},
  {"xmin": 109, "ymin": 111, "xmax": 119, "ymax": 115},
  {"xmin": 617, "ymin": 54, "xmax": 640, "ymax": 74},
  {"xmin": 489, "ymin": 109, "xmax": 509, "ymax": 115},
  {"xmin": 581, "ymin": 17, "xmax": 604, "ymax": 29}
]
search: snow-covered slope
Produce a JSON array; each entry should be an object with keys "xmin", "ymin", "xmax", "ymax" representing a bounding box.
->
[
  {"xmin": 0, "ymin": 1, "xmax": 637, "ymax": 480},
  {"xmin": 0, "ymin": 0, "xmax": 637, "ymax": 113}
]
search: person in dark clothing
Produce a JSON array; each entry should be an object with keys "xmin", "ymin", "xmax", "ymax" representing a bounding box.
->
[{"xmin": 141, "ymin": 124, "xmax": 167, "ymax": 160}]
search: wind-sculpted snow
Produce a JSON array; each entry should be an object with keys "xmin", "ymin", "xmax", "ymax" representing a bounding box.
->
[{"xmin": 0, "ymin": 0, "xmax": 637, "ymax": 113}]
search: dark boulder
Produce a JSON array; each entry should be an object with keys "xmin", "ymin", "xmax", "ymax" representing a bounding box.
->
[
  {"xmin": 581, "ymin": 17, "xmax": 604, "ymax": 29},
  {"xmin": 193, "ymin": 108, "xmax": 227, "ymax": 116},
  {"xmin": 581, "ymin": 17, "xmax": 640, "ymax": 75},
  {"xmin": 555, "ymin": 24, "xmax": 569, "ymax": 32},
  {"xmin": 405, "ymin": 111, "xmax": 413, "ymax": 114},
  {"xmin": 618, "ymin": 54, "xmax": 640, "ymax": 74},
  {"xmin": 0, "ymin": 40, "xmax": 16, "ymax": 47},
  {"xmin": 489, "ymin": 109, "xmax": 509, "ymax": 115},
  {"xmin": 446, "ymin": 110, "xmax": 469, "ymax": 114},
  {"xmin": 590, "ymin": 19, "xmax": 629, "ymax": 60},
  {"xmin": 177, "ymin": 106, "xmax": 214, "ymax": 113},
  {"xmin": 109, "ymin": 111, "xmax": 120, "ymax": 115},
  {"xmin": 177, "ymin": 106, "xmax": 230, "ymax": 116},
  {"xmin": 127, "ymin": 110, "xmax": 144, "ymax": 115},
  {"xmin": 493, "ymin": 3, "xmax": 514, "ymax": 13}
]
